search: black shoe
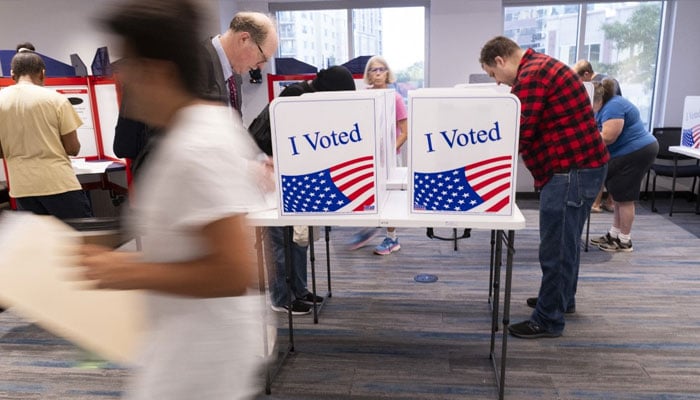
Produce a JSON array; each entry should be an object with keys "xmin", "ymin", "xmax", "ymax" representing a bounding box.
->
[
  {"xmin": 271, "ymin": 299, "xmax": 311, "ymax": 315},
  {"xmin": 590, "ymin": 232, "xmax": 615, "ymax": 246},
  {"xmin": 508, "ymin": 320, "xmax": 561, "ymax": 339},
  {"xmin": 598, "ymin": 238, "xmax": 633, "ymax": 253},
  {"xmin": 298, "ymin": 292, "xmax": 324, "ymax": 304},
  {"xmin": 526, "ymin": 297, "xmax": 575, "ymax": 314}
]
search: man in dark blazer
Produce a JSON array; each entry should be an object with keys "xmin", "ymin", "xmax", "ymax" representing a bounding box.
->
[
  {"xmin": 197, "ymin": 11, "xmax": 278, "ymax": 115},
  {"xmin": 114, "ymin": 11, "xmax": 278, "ymax": 176}
]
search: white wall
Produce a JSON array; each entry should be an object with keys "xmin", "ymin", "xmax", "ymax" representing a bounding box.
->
[
  {"xmin": 0, "ymin": 0, "xmax": 114, "ymax": 67},
  {"xmin": 428, "ymin": 0, "xmax": 503, "ymax": 87},
  {"xmin": 0, "ymin": 0, "xmax": 221, "ymax": 68},
  {"xmin": 658, "ymin": 0, "xmax": 700, "ymax": 127}
]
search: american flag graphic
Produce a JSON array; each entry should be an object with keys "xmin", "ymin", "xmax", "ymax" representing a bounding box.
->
[
  {"xmin": 281, "ymin": 155, "xmax": 375, "ymax": 213},
  {"xmin": 413, "ymin": 155, "xmax": 513, "ymax": 212},
  {"xmin": 682, "ymin": 124, "xmax": 700, "ymax": 148}
]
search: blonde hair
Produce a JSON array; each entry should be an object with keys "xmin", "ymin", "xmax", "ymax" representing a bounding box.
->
[{"xmin": 363, "ymin": 55, "xmax": 396, "ymax": 85}]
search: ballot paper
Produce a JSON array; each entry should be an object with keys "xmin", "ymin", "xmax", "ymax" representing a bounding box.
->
[
  {"xmin": 0, "ymin": 212, "xmax": 145, "ymax": 364},
  {"xmin": 70, "ymin": 158, "xmax": 117, "ymax": 174}
]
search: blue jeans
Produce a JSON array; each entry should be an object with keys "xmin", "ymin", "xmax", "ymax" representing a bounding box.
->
[
  {"xmin": 264, "ymin": 226, "xmax": 309, "ymax": 307},
  {"xmin": 531, "ymin": 165, "xmax": 607, "ymax": 334}
]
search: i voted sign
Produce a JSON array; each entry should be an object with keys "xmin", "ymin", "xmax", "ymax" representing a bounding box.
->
[
  {"xmin": 408, "ymin": 89, "xmax": 520, "ymax": 216},
  {"xmin": 681, "ymin": 96, "xmax": 700, "ymax": 149},
  {"xmin": 270, "ymin": 91, "xmax": 390, "ymax": 216}
]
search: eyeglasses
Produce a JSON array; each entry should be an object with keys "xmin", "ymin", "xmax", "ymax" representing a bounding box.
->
[
  {"xmin": 256, "ymin": 43, "xmax": 268, "ymax": 65},
  {"xmin": 369, "ymin": 67, "xmax": 387, "ymax": 74}
]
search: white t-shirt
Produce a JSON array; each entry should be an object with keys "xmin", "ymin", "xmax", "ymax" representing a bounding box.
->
[{"xmin": 126, "ymin": 104, "xmax": 268, "ymax": 400}]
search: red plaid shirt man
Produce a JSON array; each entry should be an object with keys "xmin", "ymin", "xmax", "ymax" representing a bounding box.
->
[
  {"xmin": 480, "ymin": 36, "xmax": 610, "ymax": 339},
  {"xmin": 480, "ymin": 41, "xmax": 609, "ymax": 188},
  {"xmin": 513, "ymin": 48, "xmax": 609, "ymax": 188}
]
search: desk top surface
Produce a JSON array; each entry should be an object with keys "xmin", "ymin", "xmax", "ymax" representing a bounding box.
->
[
  {"xmin": 71, "ymin": 158, "xmax": 125, "ymax": 175},
  {"xmin": 669, "ymin": 146, "xmax": 700, "ymax": 159},
  {"xmin": 246, "ymin": 190, "xmax": 526, "ymax": 230},
  {"xmin": 386, "ymin": 167, "xmax": 408, "ymax": 190}
]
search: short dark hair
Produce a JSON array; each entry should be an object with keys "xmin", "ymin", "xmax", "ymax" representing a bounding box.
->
[
  {"xmin": 10, "ymin": 51, "xmax": 45, "ymax": 80},
  {"xmin": 479, "ymin": 36, "xmax": 521, "ymax": 67},
  {"xmin": 16, "ymin": 42, "xmax": 36, "ymax": 52},
  {"xmin": 229, "ymin": 12, "xmax": 270, "ymax": 46},
  {"xmin": 101, "ymin": 0, "xmax": 202, "ymax": 95},
  {"xmin": 312, "ymin": 66, "xmax": 356, "ymax": 92}
]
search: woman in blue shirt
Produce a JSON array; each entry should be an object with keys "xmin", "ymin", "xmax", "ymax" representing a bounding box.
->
[{"xmin": 589, "ymin": 79, "xmax": 658, "ymax": 252}]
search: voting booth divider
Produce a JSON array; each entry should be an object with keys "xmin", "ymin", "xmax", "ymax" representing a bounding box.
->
[
  {"xmin": 266, "ymin": 85, "xmax": 522, "ymax": 219},
  {"xmin": 269, "ymin": 89, "xmax": 396, "ymax": 217},
  {"xmin": 0, "ymin": 76, "xmax": 128, "ymax": 209},
  {"xmin": 408, "ymin": 88, "xmax": 521, "ymax": 218}
]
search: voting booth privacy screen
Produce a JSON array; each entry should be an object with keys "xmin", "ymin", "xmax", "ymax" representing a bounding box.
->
[
  {"xmin": 270, "ymin": 90, "xmax": 395, "ymax": 216},
  {"xmin": 0, "ymin": 76, "xmax": 122, "ymax": 160},
  {"xmin": 408, "ymin": 89, "xmax": 520, "ymax": 216},
  {"xmin": 0, "ymin": 76, "xmax": 128, "ymax": 210},
  {"xmin": 682, "ymin": 96, "xmax": 700, "ymax": 148}
]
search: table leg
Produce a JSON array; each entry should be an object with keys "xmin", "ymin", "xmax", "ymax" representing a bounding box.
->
[
  {"xmin": 308, "ymin": 226, "xmax": 320, "ymax": 323},
  {"xmin": 489, "ymin": 230, "xmax": 503, "ymax": 355},
  {"xmin": 489, "ymin": 230, "xmax": 515, "ymax": 400},
  {"xmin": 488, "ymin": 230, "xmax": 496, "ymax": 307},
  {"xmin": 325, "ymin": 226, "xmax": 333, "ymax": 297},
  {"xmin": 254, "ymin": 228, "xmax": 270, "ymax": 393}
]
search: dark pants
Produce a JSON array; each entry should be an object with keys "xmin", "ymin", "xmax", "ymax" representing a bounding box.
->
[
  {"xmin": 532, "ymin": 165, "xmax": 607, "ymax": 334},
  {"xmin": 16, "ymin": 190, "xmax": 93, "ymax": 220},
  {"xmin": 264, "ymin": 226, "xmax": 309, "ymax": 307}
]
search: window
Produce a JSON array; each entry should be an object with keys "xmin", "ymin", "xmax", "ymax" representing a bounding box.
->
[
  {"xmin": 582, "ymin": 43, "xmax": 601, "ymax": 63},
  {"xmin": 279, "ymin": 39, "xmax": 296, "ymax": 57},
  {"xmin": 504, "ymin": 2, "xmax": 664, "ymax": 129},
  {"xmin": 567, "ymin": 46, "xmax": 577, "ymax": 65},
  {"xmin": 270, "ymin": 2, "xmax": 427, "ymax": 95}
]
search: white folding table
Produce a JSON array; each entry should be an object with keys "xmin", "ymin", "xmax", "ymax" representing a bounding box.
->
[{"xmin": 247, "ymin": 190, "xmax": 526, "ymax": 399}]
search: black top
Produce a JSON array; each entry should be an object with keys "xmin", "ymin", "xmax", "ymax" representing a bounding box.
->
[{"xmin": 248, "ymin": 80, "xmax": 315, "ymax": 156}]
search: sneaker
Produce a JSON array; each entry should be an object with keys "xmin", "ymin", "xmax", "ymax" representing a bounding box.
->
[
  {"xmin": 374, "ymin": 237, "xmax": 401, "ymax": 255},
  {"xmin": 598, "ymin": 238, "xmax": 633, "ymax": 253},
  {"xmin": 590, "ymin": 232, "xmax": 616, "ymax": 246},
  {"xmin": 347, "ymin": 228, "xmax": 378, "ymax": 250},
  {"xmin": 526, "ymin": 297, "xmax": 575, "ymax": 314},
  {"xmin": 271, "ymin": 300, "xmax": 311, "ymax": 315},
  {"xmin": 508, "ymin": 320, "xmax": 561, "ymax": 339},
  {"xmin": 298, "ymin": 292, "xmax": 324, "ymax": 304}
]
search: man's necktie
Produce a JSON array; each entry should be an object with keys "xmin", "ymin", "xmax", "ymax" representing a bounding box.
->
[{"xmin": 226, "ymin": 76, "xmax": 240, "ymax": 112}]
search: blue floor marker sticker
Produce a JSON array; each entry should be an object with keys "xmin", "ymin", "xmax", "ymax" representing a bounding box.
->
[{"xmin": 414, "ymin": 274, "xmax": 438, "ymax": 283}]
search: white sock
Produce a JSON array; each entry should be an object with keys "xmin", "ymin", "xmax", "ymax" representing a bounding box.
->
[
  {"xmin": 618, "ymin": 233, "xmax": 631, "ymax": 244},
  {"xmin": 387, "ymin": 230, "xmax": 397, "ymax": 240},
  {"xmin": 609, "ymin": 227, "xmax": 621, "ymax": 238}
]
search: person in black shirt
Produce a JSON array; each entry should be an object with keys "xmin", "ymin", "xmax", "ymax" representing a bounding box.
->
[{"xmin": 248, "ymin": 66, "xmax": 356, "ymax": 315}]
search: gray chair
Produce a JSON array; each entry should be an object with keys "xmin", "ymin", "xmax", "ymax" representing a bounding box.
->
[{"xmin": 645, "ymin": 127, "xmax": 700, "ymax": 216}]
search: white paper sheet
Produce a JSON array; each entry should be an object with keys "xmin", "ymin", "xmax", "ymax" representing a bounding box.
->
[{"xmin": 0, "ymin": 212, "xmax": 145, "ymax": 364}]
